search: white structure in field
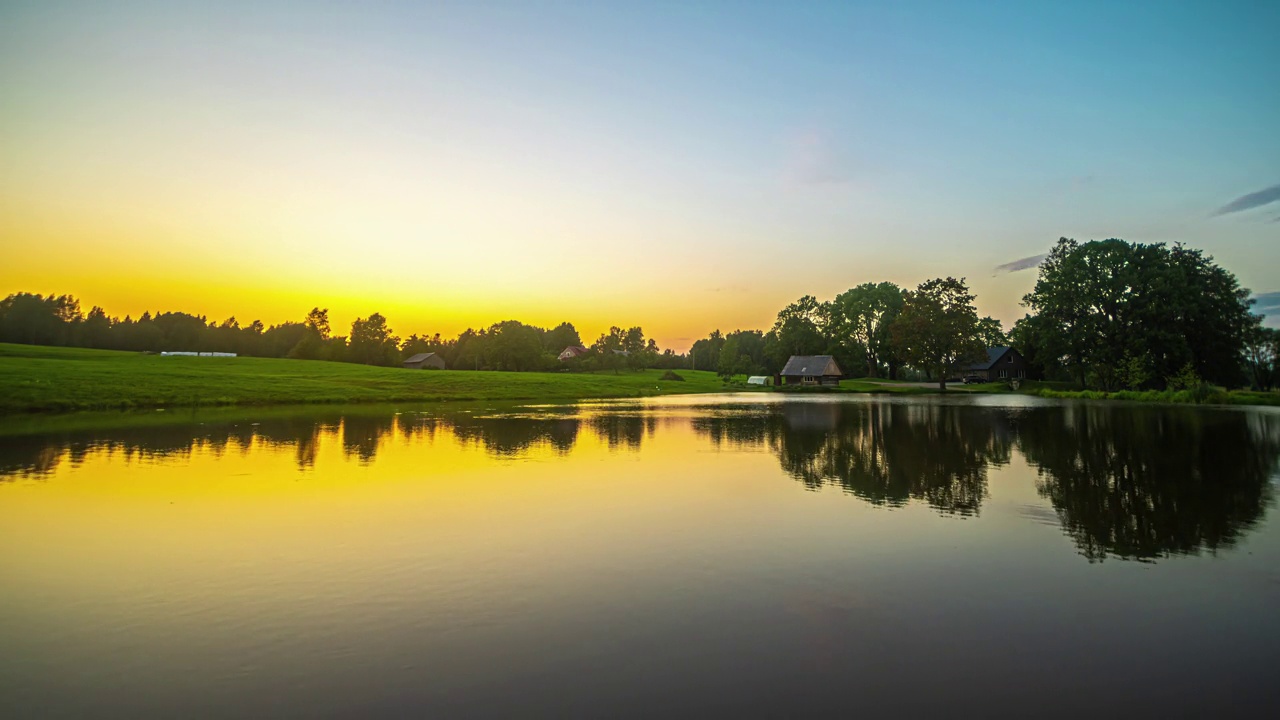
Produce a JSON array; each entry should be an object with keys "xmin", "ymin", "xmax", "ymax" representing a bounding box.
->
[{"xmin": 160, "ymin": 352, "xmax": 237, "ymax": 357}]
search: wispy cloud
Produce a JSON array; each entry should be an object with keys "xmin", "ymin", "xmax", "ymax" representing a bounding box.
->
[
  {"xmin": 992, "ymin": 253, "xmax": 1047, "ymax": 275},
  {"xmin": 1256, "ymin": 292, "xmax": 1280, "ymax": 329},
  {"xmin": 1254, "ymin": 291, "xmax": 1280, "ymax": 313},
  {"xmin": 1212, "ymin": 183, "xmax": 1280, "ymax": 217}
]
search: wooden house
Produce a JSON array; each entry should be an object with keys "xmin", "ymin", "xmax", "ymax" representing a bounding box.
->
[
  {"xmin": 403, "ymin": 352, "xmax": 446, "ymax": 370},
  {"xmin": 964, "ymin": 346, "xmax": 1029, "ymax": 381},
  {"xmin": 558, "ymin": 345, "xmax": 589, "ymax": 361},
  {"xmin": 779, "ymin": 355, "xmax": 843, "ymax": 386}
]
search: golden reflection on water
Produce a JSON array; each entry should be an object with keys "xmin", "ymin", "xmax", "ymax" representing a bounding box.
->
[{"xmin": 2, "ymin": 399, "xmax": 1280, "ymax": 717}]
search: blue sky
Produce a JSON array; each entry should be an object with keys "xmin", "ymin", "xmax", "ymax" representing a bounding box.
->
[{"xmin": 2, "ymin": 0, "xmax": 1277, "ymax": 344}]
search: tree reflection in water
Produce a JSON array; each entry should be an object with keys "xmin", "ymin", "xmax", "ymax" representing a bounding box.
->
[
  {"xmin": 694, "ymin": 402, "xmax": 1012, "ymax": 516},
  {"xmin": 1019, "ymin": 405, "xmax": 1280, "ymax": 562},
  {"xmin": 1, "ymin": 401, "xmax": 1276, "ymax": 562}
]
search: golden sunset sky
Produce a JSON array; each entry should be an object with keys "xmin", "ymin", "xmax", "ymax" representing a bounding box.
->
[{"xmin": 3, "ymin": 2, "xmax": 1277, "ymax": 350}]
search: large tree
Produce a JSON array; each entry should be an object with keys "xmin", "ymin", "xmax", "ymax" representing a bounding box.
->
[
  {"xmin": 1022, "ymin": 237, "xmax": 1255, "ymax": 390},
  {"xmin": 718, "ymin": 329, "xmax": 766, "ymax": 379},
  {"xmin": 543, "ymin": 322, "xmax": 582, "ymax": 352},
  {"xmin": 834, "ymin": 282, "xmax": 904, "ymax": 378},
  {"xmin": 349, "ymin": 313, "xmax": 399, "ymax": 366},
  {"xmin": 764, "ymin": 295, "xmax": 830, "ymax": 370},
  {"xmin": 889, "ymin": 277, "xmax": 984, "ymax": 390},
  {"xmin": 485, "ymin": 320, "xmax": 547, "ymax": 371},
  {"xmin": 689, "ymin": 330, "xmax": 726, "ymax": 372},
  {"xmin": 975, "ymin": 316, "xmax": 1007, "ymax": 349}
]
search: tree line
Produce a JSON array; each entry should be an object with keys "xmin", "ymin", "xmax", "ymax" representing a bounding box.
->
[
  {"xmin": 2, "ymin": 237, "xmax": 1275, "ymax": 388},
  {"xmin": 1013, "ymin": 238, "xmax": 1276, "ymax": 391},
  {"xmin": 690, "ymin": 277, "xmax": 1007, "ymax": 389},
  {"xmin": 689, "ymin": 237, "xmax": 1276, "ymax": 391},
  {"xmin": 0, "ymin": 294, "xmax": 689, "ymax": 372}
]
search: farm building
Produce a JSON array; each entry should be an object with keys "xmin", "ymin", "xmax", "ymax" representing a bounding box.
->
[
  {"xmin": 964, "ymin": 346, "xmax": 1029, "ymax": 381},
  {"xmin": 779, "ymin": 355, "xmax": 843, "ymax": 386},
  {"xmin": 403, "ymin": 352, "xmax": 446, "ymax": 370},
  {"xmin": 558, "ymin": 345, "xmax": 589, "ymax": 361}
]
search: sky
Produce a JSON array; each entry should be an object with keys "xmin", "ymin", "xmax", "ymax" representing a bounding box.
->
[{"xmin": 2, "ymin": 0, "xmax": 1278, "ymax": 350}]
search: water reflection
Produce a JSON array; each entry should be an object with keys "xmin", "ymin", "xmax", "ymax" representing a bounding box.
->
[
  {"xmin": 1019, "ymin": 405, "xmax": 1280, "ymax": 562},
  {"xmin": 694, "ymin": 403, "xmax": 1012, "ymax": 516},
  {"xmin": 2, "ymin": 400, "xmax": 1277, "ymax": 563},
  {"xmin": 450, "ymin": 414, "xmax": 581, "ymax": 456}
]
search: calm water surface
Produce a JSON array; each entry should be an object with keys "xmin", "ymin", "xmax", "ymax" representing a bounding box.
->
[{"xmin": 2, "ymin": 395, "xmax": 1279, "ymax": 717}]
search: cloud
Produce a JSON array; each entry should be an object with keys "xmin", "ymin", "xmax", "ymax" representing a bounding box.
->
[
  {"xmin": 992, "ymin": 253, "xmax": 1048, "ymax": 275},
  {"xmin": 1212, "ymin": 183, "xmax": 1280, "ymax": 217},
  {"xmin": 1256, "ymin": 292, "xmax": 1280, "ymax": 329},
  {"xmin": 1254, "ymin": 291, "xmax": 1280, "ymax": 313}
]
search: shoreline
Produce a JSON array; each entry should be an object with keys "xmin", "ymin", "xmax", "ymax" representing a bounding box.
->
[{"xmin": 3, "ymin": 343, "xmax": 1276, "ymax": 420}]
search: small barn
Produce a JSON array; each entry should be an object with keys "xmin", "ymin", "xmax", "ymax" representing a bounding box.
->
[
  {"xmin": 403, "ymin": 352, "xmax": 446, "ymax": 370},
  {"xmin": 779, "ymin": 355, "xmax": 843, "ymax": 386},
  {"xmin": 964, "ymin": 346, "xmax": 1028, "ymax": 381},
  {"xmin": 558, "ymin": 345, "xmax": 589, "ymax": 361}
]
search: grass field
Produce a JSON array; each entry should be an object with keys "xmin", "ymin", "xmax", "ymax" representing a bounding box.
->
[
  {"xmin": 0, "ymin": 344, "xmax": 734, "ymax": 413},
  {"xmin": 7, "ymin": 343, "xmax": 1273, "ymax": 415}
]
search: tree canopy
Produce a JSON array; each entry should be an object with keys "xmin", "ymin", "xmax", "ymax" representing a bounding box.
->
[
  {"xmin": 833, "ymin": 282, "xmax": 904, "ymax": 378},
  {"xmin": 1020, "ymin": 238, "xmax": 1256, "ymax": 390},
  {"xmin": 889, "ymin": 277, "xmax": 985, "ymax": 390}
]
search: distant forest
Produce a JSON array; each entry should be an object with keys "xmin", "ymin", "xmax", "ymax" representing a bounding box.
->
[{"xmin": 2, "ymin": 238, "xmax": 1276, "ymax": 390}]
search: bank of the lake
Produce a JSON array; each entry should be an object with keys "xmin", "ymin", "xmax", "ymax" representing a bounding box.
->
[
  {"xmin": 0, "ymin": 343, "xmax": 989, "ymax": 414},
  {"xmin": 0, "ymin": 343, "xmax": 735, "ymax": 413},
  {"xmin": 4, "ymin": 343, "xmax": 1276, "ymax": 414},
  {"xmin": 1022, "ymin": 383, "xmax": 1280, "ymax": 407}
]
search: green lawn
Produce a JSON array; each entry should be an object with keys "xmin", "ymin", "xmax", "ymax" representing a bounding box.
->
[{"xmin": 0, "ymin": 344, "xmax": 732, "ymax": 413}]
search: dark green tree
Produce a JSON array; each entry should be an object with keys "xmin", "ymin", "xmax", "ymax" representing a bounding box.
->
[
  {"xmin": 543, "ymin": 322, "xmax": 582, "ymax": 353},
  {"xmin": 717, "ymin": 329, "xmax": 766, "ymax": 379},
  {"xmin": 889, "ymin": 277, "xmax": 984, "ymax": 390},
  {"xmin": 1022, "ymin": 238, "xmax": 1255, "ymax": 390},
  {"xmin": 975, "ymin": 316, "xmax": 1007, "ymax": 349},
  {"xmin": 689, "ymin": 329, "xmax": 725, "ymax": 371},
  {"xmin": 349, "ymin": 313, "xmax": 399, "ymax": 366},
  {"xmin": 834, "ymin": 282, "xmax": 905, "ymax": 377}
]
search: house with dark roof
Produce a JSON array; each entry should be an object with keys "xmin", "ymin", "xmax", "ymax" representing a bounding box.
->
[
  {"xmin": 403, "ymin": 352, "xmax": 446, "ymax": 370},
  {"xmin": 964, "ymin": 346, "xmax": 1028, "ymax": 381},
  {"xmin": 558, "ymin": 345, "xmax": 589, "ymax": 361},
  {"xmin": 779, "ymin": 355, "xmax": 843, "ymax": 386}
]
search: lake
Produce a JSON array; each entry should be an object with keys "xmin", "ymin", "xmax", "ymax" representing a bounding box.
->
[{"xmin": 2, "ymin": 394, "xmax": 1279, "ymax": 717}]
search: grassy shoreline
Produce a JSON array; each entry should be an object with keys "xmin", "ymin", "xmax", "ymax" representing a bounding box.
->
[
  {"xmin": 0, "ymin": 343, "xmax": 742, "ymax": 414},
  {"xmin": 1022, "ymin": 385, "xmax": 1280, "ymax": 407},
  {"xmin": 3, "ymin": 344, "xmax": 1276, "ymax": 416},
  {"xmin": 0, "ymin": 343, "xmax": 971, "ymax": 415}
]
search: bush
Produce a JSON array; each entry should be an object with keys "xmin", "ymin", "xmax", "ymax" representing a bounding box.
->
[
  {"xmin": 1165, "ymin": 363, "xmax": 1201, "ymax": 391},
  {"xmin": 659, "ymin": 370, "xmax": 685, "ymax": 382}
]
